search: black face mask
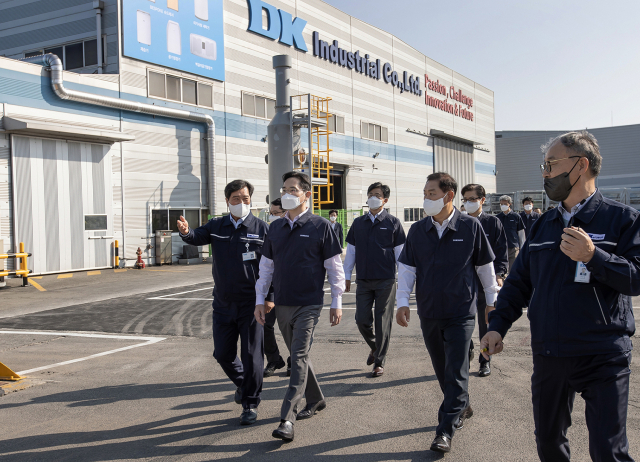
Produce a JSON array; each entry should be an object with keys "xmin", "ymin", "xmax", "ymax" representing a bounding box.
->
[{"xmin": 544, "ymin": 158, "xmax": 582, "ymax": 202}]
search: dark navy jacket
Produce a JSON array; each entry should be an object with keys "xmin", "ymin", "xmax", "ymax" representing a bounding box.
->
[
  {"xmin": 497, "ymin": 211, "xmax": 525, "ymax": 249},
  {"xmin": 330, "ymin": 221, "xmax": 344, "ymax": 247},
  {"xmin": 180, "ymin": 212, "xmax": 271, "ymax": 310},
  {"xmin": 346, "ymin": 210, "xmax": 406, "ymax": 280},
  {"xmin": 519, "ymin": 211, "xmax": 541, "ymax": 239},
  {"xmin": 489, "ymin": 190, "xmax": 638, "ymax": 357},
  {"xmin": 399, "ymin": 209, "xmax": 495, "ymax": 319},
  {"xmin": 477, "ymin": 212, "xmax": 509, "ymax": 278},
  {"xmin": 262, "ymin": 210, "xmax": 342, "ymax": 306}
]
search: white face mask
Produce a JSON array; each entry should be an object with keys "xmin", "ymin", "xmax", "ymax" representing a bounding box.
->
[
  {"xmin": 330, "ymin": 216, "xmax": 337, "ymax": 222},
  {"xmin": 501, "ymin": 204, "xmax": 510, "ymax": 212},
  {"xmin": 281, "ymin": 193, "xmax": 304, "ymax": 210},
  {"xmin": 367, "ymin": 196, "xmax": 384, "ymax": 210},
  {"xmin": 269, "ymin": 215, "xmax": 281, "ymax": 222},
  {"xmin": 524, "ymin": 204, "xmax": 533, "ymax": 211},
  {"xmin": 423, "ymin": 196, "xmax": 445, "ymax": 216},
  {"xmin": 229, "ymin": 202, "xmax": 250, "ymax": 218},
  {"xmin": 464, "ymin": 200, "xmax": 481, "ymax": 214}
]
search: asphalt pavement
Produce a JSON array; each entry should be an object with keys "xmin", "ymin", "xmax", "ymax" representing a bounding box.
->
[{"xmin": 0, "ymin": 264, "xmax": 638, "ymax": 461}]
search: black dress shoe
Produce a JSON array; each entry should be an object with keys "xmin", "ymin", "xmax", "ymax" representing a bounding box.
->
[
  {"xmin": 455, "ymin": 405, "xmax": 474, "ymax": 430},
  {"xmin": 296, "ymin": 400, "xmax": 326, "ymax": 420},
  {"xmin": 366, "ymin": 349, "xmax": 376, "ymax": 366},
  {"xmin": 272, "ymin": 420, "xmax": 294, "ymax": 441},
  {"xmin": 479, "ymin": 362, "xmax": 491, "ymax": 377},
  {"xmin": 240, "ymin": 408, "xmax": 257, "ymax": 425},
  {"xmin": 430, "ymin": 435, "xmax": 451, "ymax": 453},
  {"xmin": 264, "ymin": 358, "xmax": 286, "ymax": 377},
  {"xmin": 234, "ymin": 387, "xmax": 242, "ymax": 405}
]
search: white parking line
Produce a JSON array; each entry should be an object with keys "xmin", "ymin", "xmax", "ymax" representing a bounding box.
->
[
  {"xmin": 0, "ymin": 331, "xmax": 166, "ymax": 375},
  {"xmin": 147, "ymin": 287, "xmax": 213, "ymax": 300}
]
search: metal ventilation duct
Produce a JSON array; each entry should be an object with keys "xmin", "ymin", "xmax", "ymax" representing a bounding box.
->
[{"xmin": 20, "ymin": 53, "xmax": 217, "ymax": 219}]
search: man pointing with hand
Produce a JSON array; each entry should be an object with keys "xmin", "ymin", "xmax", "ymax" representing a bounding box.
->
[
  {"xmin": 179, "ymin": 180, "xmax": 271, "ymax": 427},
  {"xmin": 482, "ymin": 131, "xmax": 638, "ymax": 461}
]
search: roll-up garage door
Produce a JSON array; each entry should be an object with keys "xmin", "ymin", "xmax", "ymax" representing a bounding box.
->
[
  {"xmin": 433, "ymin": 138, "xmax": 474, "ymax": 209},
  {"xmin": 11, "ymin": 135, "xmax": 113, "ymax": 274}
]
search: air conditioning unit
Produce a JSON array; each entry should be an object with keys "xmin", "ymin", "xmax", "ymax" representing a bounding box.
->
[
  {"xmin": 195, "ymin": 0, "xmax": 208, "ymax": 21},
  {"xmin": 167, "ymin": 21, "xmax": 182, "ymax": 55},
  {"xmin": 190, "ymin": 34, "xmax": 216, "ymax": 60},
  {"xmin": 137, "ymin": 10, "xmax": 151, "ymax": 45}
]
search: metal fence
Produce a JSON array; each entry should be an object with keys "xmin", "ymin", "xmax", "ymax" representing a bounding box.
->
[{"xmin": 486, "ymin": 187, "xmax": 640, "ymax": 214}]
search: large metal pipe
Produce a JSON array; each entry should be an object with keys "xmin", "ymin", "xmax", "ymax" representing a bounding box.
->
[
  {"xmin": 93, "ymin": 0, "xmax": 103, "ymax": 74},
  {"xmin": 21, "ymin": 53, "xmax": 217, "ymax": 258},
  {"xmin": 268, "ymin": 55, "xmax": 293, "ymax": 204}
]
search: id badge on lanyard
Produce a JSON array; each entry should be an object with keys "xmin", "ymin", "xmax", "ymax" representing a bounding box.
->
[
  {"xmin": 575, "ymin": 262, "xmax": 591, "ymax": 283},
  {"xmin": 242, "ymin": 243, "xmax": 256, "ymax": 261}
]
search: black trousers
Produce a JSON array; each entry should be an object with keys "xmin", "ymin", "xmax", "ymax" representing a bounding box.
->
[
  {"xmin": 420, "ymin": 314, "xmax": 475, "ymax": 439},
  {"xmin": 355, "ymin": 278, "xmax": 396, "ymax": 368},
  {"xmin": 532, "ymin": 351, "xmax": 634, "ymax": 462},
  {"xmin": 264, "ymin": 308, "xmax": 283, "ymax": 364},
  {"xmin": 211, "ymin": 301, "xmax": 264, "ymax": 409}
]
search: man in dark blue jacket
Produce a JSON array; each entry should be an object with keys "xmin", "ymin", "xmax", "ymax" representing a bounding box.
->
[
  {"xmin": 254, "ymin": 171, "xmax": 345, "ymax": 442},
  {"xmin": 178, "ymin": 179, "xmax": 271, "ymax": 426},
  {"xmin": 461, "ymin": 183, "xmax": 508, "ymax": 378},
  {"xmin": 396, "ymin": 172, "xmax": 500, "ymax": 454},
  {"xmin": 344, "ymin": 182, "xmax": 406, "ymax": 377},
  {"xmin": 328, "ymin": 209, "xmax": 345, "ymax": 247},
  {"xmin": 482, "ymin": 131, "xmax": 637, "ymax": 462},
  {"xmin": 519, "ymin": 196, "xmax": 541, "ymax": 240},
  {"xmin": 497, "ymin": 195, "xmax": 526, "ymax": 271}
]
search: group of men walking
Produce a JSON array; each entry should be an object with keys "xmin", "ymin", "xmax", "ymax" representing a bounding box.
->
[{"xmin": 177, "ymin": 130, "xmax": 636, "ymax": 460}]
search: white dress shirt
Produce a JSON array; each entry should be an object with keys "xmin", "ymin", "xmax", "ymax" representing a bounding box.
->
[
  {"xmin": 255, "ymin": 207, "xmax": 345, "ymax": 309},
  {"xmin": 396, "ymin": 208, "xmax": 500, "ymax": 308}
]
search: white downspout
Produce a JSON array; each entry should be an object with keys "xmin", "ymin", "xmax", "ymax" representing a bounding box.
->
[
  {"xmin": 93, "ymin": 1, "xmax": 104, "ymax": 74},
  {"xmin": 21, "ymin": 53, "xmax": 217, "ymax": 247}
]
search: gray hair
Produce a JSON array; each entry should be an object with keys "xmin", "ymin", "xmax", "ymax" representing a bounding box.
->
[
  {"xmin": 499, "ymin": 195, "xmax": 512, "ymax": 204},
  {"xmin": 541, "ymin": 130, "xmax": 601, "ymax": 177}
]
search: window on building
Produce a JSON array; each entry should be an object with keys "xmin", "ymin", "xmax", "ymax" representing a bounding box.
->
[
  {"xmin": 85, "ymin": 215, "xmax": 108, "ymax": 230},
  {"xmin": 361, "ymin": 121, "xmax": 388, "ymax": 142},
  {"xmin": 152, "ymin": 208, "xmax": 205, "ymax": 233},
  {"xmin": 242, "ymin": 92, "xmax": 276, "ymax": 120},
  {"xmin": 404, "ymin": 207, "xmax": 424, "ymax": 223},
  {"xmin": 323, "ymin": 114, "xmax": 345, "ymax": 134},
  {"xmin": 147, "ymin": 71, "xmax": 214, "ymax": 108},
  {"xmin": 25, "ymin": 38, "xmax": 106, "ymax": 70}
]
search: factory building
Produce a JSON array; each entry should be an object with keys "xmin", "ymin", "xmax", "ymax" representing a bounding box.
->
[{"xmin": 0, "ymin": 0, "xmax": 496, "ymax": 273}]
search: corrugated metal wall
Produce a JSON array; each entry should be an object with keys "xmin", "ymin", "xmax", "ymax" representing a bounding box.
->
[
  {"xmin": 496, "ymin": 125, "xmax": 640, "ymax": 192},
  {"xmin": 12, "ymin": 135, "xmax": 112, "ymax": 274},
  {"xmin": 0, "ymin": 0, "xmax": 120, "ymax": 74},
  {"xmin": 434, "ymin": 138, "xmax": 474, "ymax": 208}
]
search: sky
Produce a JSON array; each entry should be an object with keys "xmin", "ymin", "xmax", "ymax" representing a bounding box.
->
[{"xmin": 321, "ymin": 0, "xmax": 640, "ymax": 131}]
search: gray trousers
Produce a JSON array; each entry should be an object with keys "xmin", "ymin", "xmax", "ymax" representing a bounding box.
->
[
  {"xmin": 355, "ymin": 278, "xmax": 396, "ymax": 367},
  {"xmin": 275, "ymin": 304, "xmax": 324, "ymax": 422},
  {"xmin": 508, "ymin": 247, "xmax": 520, "ymax": 272}
]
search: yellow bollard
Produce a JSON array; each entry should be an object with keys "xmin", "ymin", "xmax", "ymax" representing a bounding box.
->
[
  {"xmin": 0, "ymin": 361, "xmax": 22, "ymax": 381},
  {"xmin": 19, "ymin": 242, "xmax": 26, "ymax": 273},
  {"xmin": 114, "ymin": 240, "xmax": 119, "ymax": 268}
]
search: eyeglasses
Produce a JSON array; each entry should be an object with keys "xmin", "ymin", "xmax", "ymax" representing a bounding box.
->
[
  {"xmin": 463, "ymin": 197, "xmax": 481, "ymax": 202},
  {"xmin": 540, "ymin": 156, "xmax": 583, "ymax": 174},
  {"xmin": 280, "ymin": 187, "xmax": 305, "ymax": 195}
]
